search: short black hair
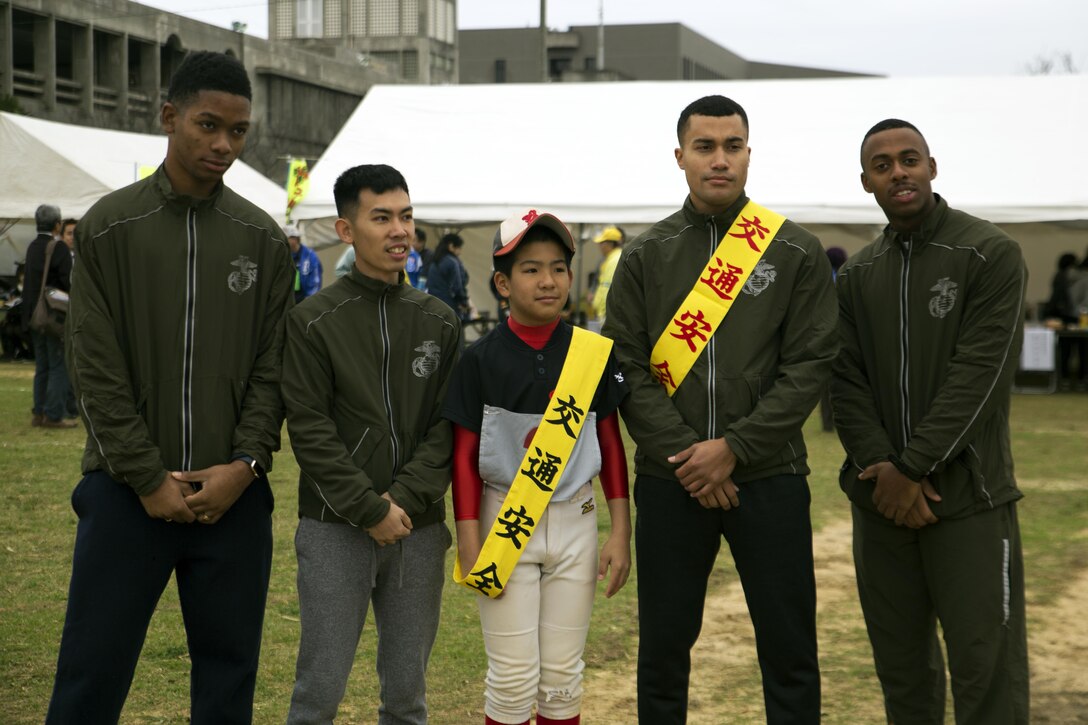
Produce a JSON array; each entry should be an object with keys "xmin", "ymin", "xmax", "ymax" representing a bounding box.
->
[
  {"xmin": 333, "ymin": 164, "xmax": 410, "ymax": 219},
  {"xmin": 860, "ymin": 118, "xmax": 929, "ymax": 166},
  {"xmin": 677, "ymin": 95, "xmax": 749, "ymax": 145},
  {"xmin": 167, "ymin": 50, "xmax": 252, "ymax": 108},
  {"xmin": 415, "ymin": 227, "xmax": 427, "ymax": 244},
  {"xmin": 493, "ymin": 226, "xmax": 573, "ymax": 279},
  {"xmin": 61, "ymin": 218, "xmax": 78, "ymax": 231}
]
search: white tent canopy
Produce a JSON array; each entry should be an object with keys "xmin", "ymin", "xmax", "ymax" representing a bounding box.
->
[
  {"xmin": 0, "ymin": 112, "xmax": 286, "ymax": 222},
  {"xmin": 293, "ymin": 75, "xmax": 1088, "ymax": 227}
]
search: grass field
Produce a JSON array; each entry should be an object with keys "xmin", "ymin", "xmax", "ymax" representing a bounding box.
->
[{"xmin": 1, "ymin": 359, "xmax": 1086, "ymax": 723}]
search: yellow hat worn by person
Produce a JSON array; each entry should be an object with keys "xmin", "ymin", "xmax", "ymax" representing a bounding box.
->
[
  {"xmin": 592, "ymin": 227, "xmax": 624, "ymax": 319},
  {"xmin": 594, "ymin": 226, "xmax": 623, "ymax": 244}
]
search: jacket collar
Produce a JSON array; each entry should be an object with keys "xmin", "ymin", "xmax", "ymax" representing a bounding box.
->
[
  {"xmin": 343, "ymin": 264, "xmax": 407, "ymax": 301},
  {"xmin": 151, "ymin": 164, "xmax": 225, "ymax": 210},
  {"xmin": 680, "ymin": 193, "xmax": 750, "ymax": 232},
  {"xmin": 880, "ymin": 193, "xmax": 949, "ymax": 252}
]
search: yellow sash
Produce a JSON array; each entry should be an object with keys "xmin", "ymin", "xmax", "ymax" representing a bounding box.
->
[
  {"xmin": 649, "ymin": 200, "xmax": 785, "ymax": 396},
  {"xmin": 455, "ymin": 326, "xmax": 613, "ymax": 597}
]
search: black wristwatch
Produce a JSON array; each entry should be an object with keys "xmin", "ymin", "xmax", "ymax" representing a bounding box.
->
[{"xmin": 233, "ymin": 454, "xmax": 265, "ymax": 480}]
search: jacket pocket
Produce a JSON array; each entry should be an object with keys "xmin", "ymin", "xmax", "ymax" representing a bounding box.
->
[
  {"xmin": 715, "ymin": 375, "xmax": 761, "ymax": 426},
  {"xmin": 346, "ymin": 425, "xmax": 393, "ymax": 492}
]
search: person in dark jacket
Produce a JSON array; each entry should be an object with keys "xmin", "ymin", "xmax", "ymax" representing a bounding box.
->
[
  {"xmin": 428, "ymin": 232, "xmax": 470, "ymax": 318},
  {"xmin": 603, "ymin": 95, "xmax": 836, "ymax": 725},
  {"xmin": 46, "ymin": 51, "xmax": 295, "ymax": 724},
  {"xmin": 831, "ymin": 119, "xmax": 1029, "ymax": 725},
  {"xmin": 22, "ymin": 203, "xmax": 75, "ymax": 428},
  {"xmin": 1046, "ymin": 252, "xmax": 1085, "ymax": 387},
  {"xmin": 282, "ymin": 164, "xmax": 459, "ymax": 724}
]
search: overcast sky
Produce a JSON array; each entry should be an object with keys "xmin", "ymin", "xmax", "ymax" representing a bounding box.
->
[{"xmin": 138, "ymin": 0, "xmax": 1087, "ymax": 77}]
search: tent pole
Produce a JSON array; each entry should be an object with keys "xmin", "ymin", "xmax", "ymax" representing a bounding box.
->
[{"xmin": 575, "ymin": 222, "xmax": 585, "ymax": 327}]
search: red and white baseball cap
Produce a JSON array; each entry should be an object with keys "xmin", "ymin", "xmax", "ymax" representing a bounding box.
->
[{"xmin": 492, "ymin": 208, "xmax": 576, "ymax": 257}]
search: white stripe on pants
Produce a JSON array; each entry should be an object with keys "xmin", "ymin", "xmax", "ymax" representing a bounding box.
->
[{"xmin": 477, "ymin": 482, "xmax": 598, "ymax": 723}]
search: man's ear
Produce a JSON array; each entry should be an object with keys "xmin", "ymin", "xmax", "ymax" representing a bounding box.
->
[
  {"xmin": 334, "ymin": 218, "xmax": 353, "ymax": 245},
  {"xmin": 860, "ymin": 172, "xmax": 874, "ymax": 195},
  {"xmin": 674, "ymin": 146, "xmax": 685, "ymax": 170},
  {"xmin": 161, "ymin": 102, "xmax": 179, "ymax": 134}
]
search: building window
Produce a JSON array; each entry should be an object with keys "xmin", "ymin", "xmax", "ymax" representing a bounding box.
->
[
  {"xmin": 93, "ymin": 29, "xmax": 122, "ymax": 88},
  {"xmin": 11, "ymin": 10, "xmax": 36, "ymax": 72},
  {"xmin": 370, "ymin": 0, "xmax": 399, "ymax": 36},
  {"xmin": 56, "ymin": 22, "xmax": 79, "ymax": 80},
  {"xmin": 549, "ymin": 56, "xmax": 571, "ymax": 81},
  {"xmin": 370, "ymin": 51, "xmax": 400, "ymax": 75},
  {"xmin": 494, "ymin": 59, "xmax": 506, "ymax": 83},
  {"xmin": 160, "ymin": 35, "xmax": 185, "ymax": 86},
  {"xmin": 350, "ymin": 0, "xmax": 366, "ymax": 36},
  {"xmin": 428, "ymin": 0, "xmax": 453, "ymax": 43},
  {"xmin": 274, "ymin": 0, "xmax": 294, "ymax": 39},
  {"xmin": 402, "ymin": 50, "xmax": 418, "ymax": 79},
  {"xmin": 403, "ymin": 0, "xmax": 419, "ymax": 35},
  {"xmin": 324, "ymin": 0, "xmax": 342, "ymax": 37},
  {"xmin": 128, "ymin": 37, "xmax": 143, "ymax": 87},
  {"xmin": 443, "ymin": 0, "xmax": 455, "ymax": 43},
  {"xmin": 296, "ymin": 0, "xmax": 323, "ymax": 38}
]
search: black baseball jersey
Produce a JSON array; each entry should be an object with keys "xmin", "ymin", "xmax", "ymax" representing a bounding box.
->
[{"xmin": 443, "ymin": 320, "xmax": 628, "ymax": 498}]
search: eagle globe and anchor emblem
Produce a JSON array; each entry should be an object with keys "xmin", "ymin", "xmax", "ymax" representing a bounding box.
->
[
  {"xmin": 742, "ymin": 259, "xmax": 777, "ymax": 296},
  {"xmin": 228, "ymin": 255, "xmax": 258, "ymax": 295},
  {"xmin": 928, "ymin": 277, "xmax": 958, "ymax": 318},
  {"xmin": 412, "ymin": 341, "xmax": 442, "ymax": 378}
]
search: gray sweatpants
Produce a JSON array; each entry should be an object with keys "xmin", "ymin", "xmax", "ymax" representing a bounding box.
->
[{"xmin": 287, "ymin": 517, "xmax": 451, "ymax": 725}]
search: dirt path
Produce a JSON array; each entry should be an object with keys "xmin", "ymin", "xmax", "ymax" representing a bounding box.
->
[
  {"xmin": 581, "ymin": 518, "xmax": 1088, "ymax": 723},
  {"xmin": 582, "ymin": 521, "xmax": 886, "ymax": 724},
  {"xmin": 1027, "ymin": 567, "xmax": 1088, "ymax": 723}
]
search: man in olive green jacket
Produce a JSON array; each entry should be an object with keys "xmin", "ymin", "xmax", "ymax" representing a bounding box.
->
[
  {"xmin": 283, "ymin": 164, "xmax": 459, "ymax": 724},
  {"xmin": 603, "ymin": 95, "xmax": 837, "ymax": 725},
  {"xmin": 48, "ymin": 52, "xmax": 295, "ymax": 724},
  {"xmin": 831, "ymin": 119, "xmax": 1029, "ymax": 724}
]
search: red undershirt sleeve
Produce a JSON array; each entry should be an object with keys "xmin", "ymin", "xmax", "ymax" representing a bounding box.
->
[
  {"xmin": 452, "ymin": 424, "xmax": 484, "ymax": 521},
  {"xmin": 597, "ymin": 413, "xmax": 629, "ymax": 500}
]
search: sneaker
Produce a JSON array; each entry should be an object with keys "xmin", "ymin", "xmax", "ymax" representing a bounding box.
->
[{"xmin": 41, "ymin": 418, "xmax": 78, "ymax": 429}]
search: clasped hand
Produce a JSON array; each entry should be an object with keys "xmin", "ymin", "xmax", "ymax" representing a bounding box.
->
[
  {"xmin": 669, "ymin": 438, "xmax": 740, "ymax": 510},
  {"xmin": 861, "ymin": 461, "xmax": 942, "ymax": 528},
  {"xmin": 139, "ymin": 460, "xmax": 254, "ymax": 524}
]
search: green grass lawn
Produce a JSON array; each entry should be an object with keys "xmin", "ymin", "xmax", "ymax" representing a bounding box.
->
[{"xmin": 1, "ymin": 360, "xmax": 1085, "ymax": 723}]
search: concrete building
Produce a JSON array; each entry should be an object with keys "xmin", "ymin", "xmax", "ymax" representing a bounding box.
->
[
  {"xmin": 460, "ymin": 23, "xmax": 871, "ymax": 84},
  {"xmin": 269, "ymin": 0, "xmax": 457, "ymax": 84},
  {"xmin": 0, "ymin": 0, "xmax": 398, "ymax": 181}
]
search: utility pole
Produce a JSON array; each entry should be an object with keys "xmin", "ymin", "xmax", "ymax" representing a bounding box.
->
[
  {"xmin": 596, "ymin": 0, "xmax": 605, "ymax": 71},
  {"xmin": 540, "ymin": 0, "xmax": 548, "ymax": 82}
]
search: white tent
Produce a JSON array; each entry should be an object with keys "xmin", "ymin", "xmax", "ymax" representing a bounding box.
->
[
  {"xmin": 0, "ymin": 112, "xmax": 286, "ymax": 222},
  {"xmin": 292, "ymin": 74, "xmax": 1088, "ymax": 227}
]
